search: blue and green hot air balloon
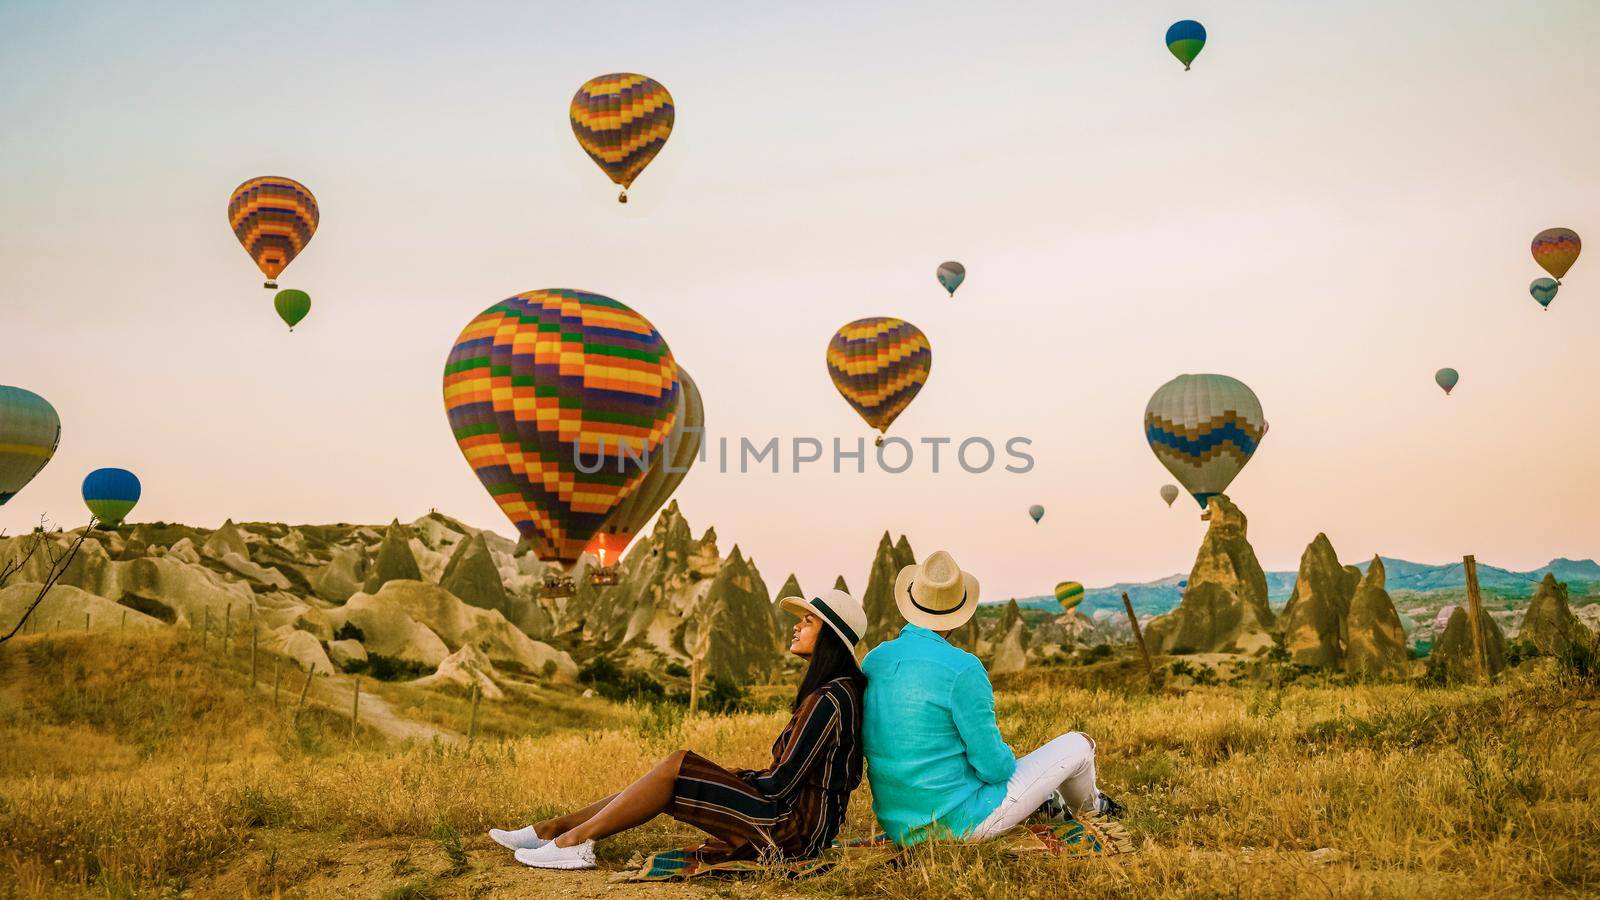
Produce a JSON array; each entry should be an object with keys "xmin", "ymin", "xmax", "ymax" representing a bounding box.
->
[
  {"xmin": 1529, "ymin": 278, "xmax": 1558, "ymax": 311},
  {"xmin": 82, "ymin": 467, "xmax": 141, "ymax": 527},
  {"xmin": 1166, "ymin": 20, "xmax": 1207, "ymax": 70}
]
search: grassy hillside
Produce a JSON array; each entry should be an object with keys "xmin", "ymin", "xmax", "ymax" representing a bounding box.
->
[{"xmin": 1, "ymin": 631, "xmax": 1596, "ymax": 897}]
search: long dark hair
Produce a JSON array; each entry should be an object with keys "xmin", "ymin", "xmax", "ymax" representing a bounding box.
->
[{"xmin": 794, "ymin": 623, "xmax": 866, "ymax": 712}]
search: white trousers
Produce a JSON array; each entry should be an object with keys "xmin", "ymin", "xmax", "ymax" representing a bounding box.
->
[{"xmin": 967, "ymin": 732, "xmax": 1099, "ymax": 840}]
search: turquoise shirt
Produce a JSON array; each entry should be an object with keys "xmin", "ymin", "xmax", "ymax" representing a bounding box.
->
[{"xmin": 861, "ymin": 624, "xmax": 1015, "ymax": 845}]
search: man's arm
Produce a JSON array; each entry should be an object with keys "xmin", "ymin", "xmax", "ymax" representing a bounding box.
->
[{"xmin": 949, "ymin": 665, "xmax": 1016, "ymax": 784}]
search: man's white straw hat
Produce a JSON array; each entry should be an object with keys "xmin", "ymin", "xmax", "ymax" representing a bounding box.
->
[
  {"xmin": 779, "ymin": 589, "xmax": 866, "ymax": 650},
  {"xmin": 893, "ymin": 550, "xmax": 981, "ymax": 630}
]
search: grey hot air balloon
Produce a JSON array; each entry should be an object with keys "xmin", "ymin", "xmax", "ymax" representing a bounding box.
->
[
  {"xmin": 1144, "ymin": 374, "xmax": 1266, "ymax": 509},
  {"xmin": 1160, "ymin": 484, "xmax": 1180, "ymax": 507}
]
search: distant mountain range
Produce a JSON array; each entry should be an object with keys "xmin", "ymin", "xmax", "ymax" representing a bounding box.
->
[{"xmin": 1002, "ymin": 557, "xmax": 1600, "ymax": 619}]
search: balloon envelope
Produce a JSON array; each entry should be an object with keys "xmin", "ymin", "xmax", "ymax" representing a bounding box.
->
[
  {"xmin": 1529, "ymin": 278, "xmax": 1558, "ymax": 309},
  {"xmin": 443, "ymin": 289, "xmax": 679, "ymax": 564},
  {"xmin": 274, "ymin": 289, "xmax": 311, "ymax": 330},
  {"xmin": 82, "ymin": 467, "xmax": 141, "ymax": 526},
  {"xmin": 586, "ymin": 366, "xmax": 703, "ymax": 566},
  {"xmin": 1160, "ymin": 484, "xmax": 1180, "ymax": 507},
  {"xmin": 1435, "ymin": 368, "xmax": 1459, "ymax": 395},
  {"xmin": 1165, "ymin": 20, "xmax": 1206, "ymax": 69},
  {"xmin": 0, "ymin": 386, "xmax": 61, "ymax": 506},
  {"xmin": 1055, "ymin": 581, "xmax": 1085, "ymax": 612},
  {"xmin": 1531, "ymin": 228, "xmax": 1580, "ymax": 281},
  {"xmin": 1144, "ymin": 374, "xmax": 1265, "ymax": 508},
  {"xmin": 1028, "ymin": 504, "xmax": 1044, "ymax": 523},
  {"xmin": 826, "ymin": 318, "xmax": 932, "ymax": 437},
  {"xmin": 570, "ymin": 74, "xmax": 674, "ymax": 200},
  {"xmin": 937, "ymin": 261, "xmax": 966, "ymax": 296},
  {"xmin": 228, "ymin": 176, "xmax": 318, "ymax": 285}
]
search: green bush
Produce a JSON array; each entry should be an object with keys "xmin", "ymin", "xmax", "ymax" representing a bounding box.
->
[
  {"xmin": 664, "ymin": 662, "xmax": 690, "ymax": 678},
  {"xmin": 333, "ymin": 621, "xmax": 365, "ymax": 643},
  {"xmin": 579, "ymin": 658, "xmax": 665, "ymax": 703},
  {"xmin": 343, "ymin": 653, "xmax": 431, "ymax": 682}
]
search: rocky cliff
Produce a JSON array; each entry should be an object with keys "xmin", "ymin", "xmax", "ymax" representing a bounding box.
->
[
  {"xmin": 861, "ymin": 531, "xmax": 916, "ymax": 649},
  {"xmin": 1520, "ymin": 573, "xmax": 1593, "ymax": 656},
  {"xmin": 1431, "ymin": 605, "xmax": 1507, "ymax": 680},
  {"xmin": 1343, "ymin": 557, "xmax": 1410, "ymax": 679},
  {"xmin": 1144, "ymin": 495, "xmax": 1275, "ymax": 655},
  {"xmin": 1280, "ymin": 533, "xmax": 1359, "ymax": 667}
]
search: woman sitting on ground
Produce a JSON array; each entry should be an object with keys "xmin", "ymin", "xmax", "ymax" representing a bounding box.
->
[{"xmin": 491, "ymin": 589, "xmax": 869, "ymax": 870}]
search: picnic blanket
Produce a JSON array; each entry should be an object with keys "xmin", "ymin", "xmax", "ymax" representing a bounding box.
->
[{"xmin": 614, "ymin": 815, "xmax": 1136, "ymax": 883}]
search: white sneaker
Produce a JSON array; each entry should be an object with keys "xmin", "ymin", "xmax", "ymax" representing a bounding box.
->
[
  {"xmin": 515, "ymin": 840, "xmax": 596, "ymax": 870},
  {"xmin": 489, "ymin": 826, "xmax": 547, "ymax": 851}
]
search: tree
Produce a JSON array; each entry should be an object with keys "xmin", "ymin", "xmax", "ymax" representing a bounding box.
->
[{"xmin": 0, "ymin": 517, "xmax": 97, "ymax": 645}]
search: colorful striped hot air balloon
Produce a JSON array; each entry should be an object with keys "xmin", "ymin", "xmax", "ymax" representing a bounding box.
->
[
  {"xmin": 1028, "ymin": 504, "xmax": 1045, "ymax": 524},
  {"xmin": 570, "ymin": 73, "xmax": 675, "ymax": 203},
  {"xmin": 585, "ymin": 366, "xmax": 703, "ymax": 568},
  {"xmin": 1531, "ymin": 228, "xmax": 1581, "ymax": 282},
  {"xmin": 1160, "ymin": 484, "xmax": 1180, "ymax": 507},
  {"xmin": 443, "ymin": 289, "xmax": 679, "ymax": 565},
  {"xmin": 227, "ymin": 176, "xmax": 319, "ymax": 289},
  {"xmin": 826, "ymin": 318, "xmax": 932, "ymax": 446},
  {"xmin": 1165, "ymin": 20, "xmax": 1207, "ymax": 70},
  {"xmin": 1435, "ymin": 368, "xmax": 1459, "ymax": 395},
  {"xmin": 1529, "ymin": 278, "xmax": 1559, "ymax": 310},
  {"xmin": 274, "ymin": 289, "xmax": 311, "ymax": 331},
  {"xmin": 937, "ymin": 261, "xmax": 966, "ymax": 297},
  {"xmin": 82, "ymin": 468, "xmax": 140, "ymax": 527},
  {"xmin": 1144, "ymin": 374, "xmax": 1266, "ymax": 509},
  {"xmin": 0, "ymin": 386, "xmax": 60, "ymax": 506},
  {"xmin": 1055, "ymin": 581, "xmax": 1085, "ymax": 613}
]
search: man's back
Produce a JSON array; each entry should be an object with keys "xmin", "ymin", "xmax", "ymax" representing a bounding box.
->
[{"xmin": 861, "ymin": 625, "xmax": 1015, "ymax": 845}]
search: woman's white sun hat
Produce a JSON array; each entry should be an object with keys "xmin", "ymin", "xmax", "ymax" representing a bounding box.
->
[
  {"xmin": 893, "ymin": 550, "xmax": 981, "ymax": 630},
  {"xmin": 779, "ymin": 588, "xmax": 867, "ymax": 651}
]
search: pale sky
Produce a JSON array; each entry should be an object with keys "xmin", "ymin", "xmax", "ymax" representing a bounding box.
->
[{"xmin": 2, "ymin": 1, "xmax": 1596, "ymax": 599}]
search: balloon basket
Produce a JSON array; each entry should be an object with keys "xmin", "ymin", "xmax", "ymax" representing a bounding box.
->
[
  {"xmin": 588, "ymin": 566, "xmax": 620, "ymax": 586},
  {"xmin": 617, "ymin": 190, "xmax": 628, "ymax": 204},
  {"xmin": 541, "ymin": 574, "xmax": 576, "ymax": 599},
  {"xmin": 264, "ymin": 281, "xmax": 277, "ymax": 290},
  {"xmin": 874, "ymin": 435, "xmax": 884, "ymax": 448}
]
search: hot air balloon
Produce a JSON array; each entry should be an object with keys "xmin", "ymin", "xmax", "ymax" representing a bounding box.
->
[
  {"xmin": 1144, "ymin": 374, "xmax": 1266, "ymax": 509},
  {"xmin": 826, "ymin": 318, "xmax": 932, "ymax": 446},
  {"xmin": 1435, "ymin": 368, "xmax": 1459, "ymax": 396},
  {"xmin": 1028, "ymin": 504, "xmax": 1044, "ymax": 524},
  {"xmin": 82, "ymin": 468, "xmax": 140, "ymax": 528},
  {"xmin": 1160, "ymin": 484, "xmax": 1180, "ymax": 507},
  {"xmin": 227, "ymin": 176, "xmax": 319, "ymax": 289},
  {"xmin": 443, "ymin": 289, "xmax": 679, "ymax": 565},
  {"xmin": 1529, "ymin": 278, "xmax": 1558, "ymax": 310},
  {"xmin": 0, "ymin": 386, "xmax": 60, "ymax": 506},
  {"xmin": 585, "ymin": 366, "xmax": 703, "ymax": 574},
  {"xmin": 570, "ymin": 74, "xmax": 675, "ymax": 204},
  {"xmin": 937, "ymin": 261, "xmax": 966, "ymax": 297},
  {"xmin": 1531, "ymin": 227, "xmax": 1580, "ymax": 282},
  {"xmin": 1055, "ymin": 581, "xmax": 1085, "ymax": 612},
  {"xmin": 1165, "ymin": 20, "xmax": 1206, "ymax": 70},
  {"xmin": 274, "ymin": 289, "xmax": 311, "ymax": 331}
]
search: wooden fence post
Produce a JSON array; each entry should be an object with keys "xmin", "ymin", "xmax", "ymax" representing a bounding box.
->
[
  {"xmin": 120, "ymin": 610, "xmax": 127, "ymax": 634},
  {"xmin": 250, "ymin": 629, "xmax": 258, "ymax": 687},
  {"xmin": 224, "ymin": 604, "xmax": 232, "ymax": 654},
  {"xmin": 293, "ymin": 665, "xmax": 315, "ymax": 725},
  {"xmin": 202, "ymin": 609, "xmax": 210, "ymax": 651},
  {"xmin": 1463, "ymin": 555, "xmax": 1489, "ymax": 681},
  {"xmin": 468, "ymin": 682, "xmax": 481, "ymax": 745},
  {"xmin": 1123, "ymin": 592, "xmax": 1158, "ymax": 691},
  {"xmin": 273, "ymin": 658, "xmax": 281, "ymax": 708},
  {"xmin": 85, "ymin": 612, "xmax": 90, "ymax": 632},
  {"xmin": 350, "ymin": 676, "xmax": 361, "ymax": 739}
]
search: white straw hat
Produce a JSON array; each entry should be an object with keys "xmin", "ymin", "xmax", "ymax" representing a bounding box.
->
[
  {"xmin": 893, "ymin": 550, "xmax": 980, "ymax": 630},
  {"xmin": 779, "ymin": 588, "xmax": 866, "ymax": 650}
]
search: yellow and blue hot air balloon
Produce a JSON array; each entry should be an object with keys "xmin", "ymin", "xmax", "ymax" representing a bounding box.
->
[
  {"xmin": 443, "ymin": 289, "xmax": 680, "ymax": 565},
  {"xmin": 1166, "ymin": 20, "xmax": 1207, "ymax": 70},
  {"xmin": 228, "ymin": 176, "xmax": 319, "ymax": 289},
  {"xmin": 1435, "ymin": 368, "xmax": 1459, "ymax": 396},
  {"xmin": 1531, "ymin": 228, "xmax": 1580, "ymax": 283},
  {"xmin": 826, "ymin": 318, "xmax": 932, "ymax": 446},
  {"xmin": 937, "ymin": 261, "xmax": 966, "ymax": 297},
  {"xmin": 1028, "ymin": 504, "xmax": 1045, "ymax": 524},
  {"xmin": 1144, "ymin": 374, "xmax": 1266, "ymax": 509},
  {"xmin": 570, "ymin": 74, "xmax": 675, "ymax": 203},
  {"xmin": 82, "ymin": 467, "xmax": 140, "ymax": 527},
  {"xmin": 0, "ymin": 386, "xmax": 60, "ymax": 506},
  {"xmin": 1055, "ymin": 581, "xmax": 1085, "ymax": 613},
  {"xmin": 1529, "ymin": 278, "xmax": 1558, "ymax": 310}
]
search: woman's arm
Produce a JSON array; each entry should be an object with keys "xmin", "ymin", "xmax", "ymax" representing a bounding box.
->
[{"xmin": 744, "ymin": 691, "xmax": 841, "ymax": 800}]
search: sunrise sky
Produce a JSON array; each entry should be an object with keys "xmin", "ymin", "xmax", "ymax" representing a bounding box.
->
[{"xmin": 2, "ymin": 1, "xmax": 1596, "ymax": 599}]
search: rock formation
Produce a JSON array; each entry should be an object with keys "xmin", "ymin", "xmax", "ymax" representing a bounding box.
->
[
  {"xmin": 327, "ymin": 638, "xmax": 368, "ymax": 669},
  {"xmin": 417, "ymin": 643, "xmax": 503, "ymax": 698},
  {"xmin": 833, "ymin": 575, "xmax": 850, "ymax": 594},
  {"xmin": 773, "ymin": 573, "xmax": 804, "ymax": 647},
  {"xmin": 312, "ymin": 544, "xmax": 368, "ymax": 602},
  {"xmin": 364, "ymin": 520, "xmax": 422, "ymax": 592},
  {"xmin": 1431, "ymin": 605, "xmax": 1506, "ymax": 680},
  {"xmin": 271, "ymin": 625, "xmax": 333, "ymax": 675},
  {"xmin": 441, "ymin": 530, "xmax": 551, "ymax": 639},
  {"xmin": 991, "ymin": 618, "xmax": 1027, "ymax": 674},
  {"xmin": 1281, "ymin": 533, "xmax": 1361, "ymax": 667},
  {"xmin": 328, "ymin": 591, "xmax": 451, "ymax": 668},
  {"xmin": 862, "ymin": 531, "xmax": 916, "ymax": 649},
  {"xmin": 202, "ymin": 519, "xmax": 250, "ymax": 560},
  {"xmin": 1344, "ymin": 557, "xmax": 1410, "ymax": 678},
  {"xmin": 1144, "ymin": 495, "xmax": 1275, "ymax": 656},
  {"xmin": 341, "ymin": 580, "xmax": 575, "ymax": 678},
  {"xmin": 0, "ymin": 582, "xmax": 164, "ymax": 634},
  {"xmin": 693, "ymin": 546, "xmax": 780, "ymax": 681},
  {"xmin": 1520, "ymin": 573, "xmax": 1593, "ymax": 656}
]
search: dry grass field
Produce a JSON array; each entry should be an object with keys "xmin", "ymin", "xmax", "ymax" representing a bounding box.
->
[{"xmin": 2, "ymin": 630, "xmax": 1596, "ymax": 899}]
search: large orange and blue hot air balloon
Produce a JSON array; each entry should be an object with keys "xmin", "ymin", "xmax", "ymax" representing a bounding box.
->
[
  {"xmin": 443, "ymin": 289, "xmax": 679, "ymax": 565},
  {"xmin": 826, "ymin": 318, "xmax": 932, "ymax": 446},
  {"xmin": 0, "ymin": 386, "xmax": 60, "ymax": 506},
  {"xmin": 82, "ymin": 468, "xmax": 140, "ymax": 527},
  {"xmin": 228, "ymin": 177, "xmax": 318, "ymax": 289},
  {"xmin": 1531, "ymin": 227, "xmax": 1580, "ymax": 282},
  {"xmin": 1144, "ymin": 374, "xmax": 1266, "ymax": 509},
  {"xmin": 1165, "ymin": 20, "xmax": 1206, "ymax": 70},
  {"xmin": 570, "ymin": 74, "xmax": 675, "ymax": 204}
]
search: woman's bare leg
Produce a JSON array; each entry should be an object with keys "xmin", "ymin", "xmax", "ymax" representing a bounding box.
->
[
  {"xmin": 531, "ymin": 793, "xmax": 618, "ymax": 839},
  {"xmin": 552, "ymin": 750, "xmax": 687, "ymax": 848}
]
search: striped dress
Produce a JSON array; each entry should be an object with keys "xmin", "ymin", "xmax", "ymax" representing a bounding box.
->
[{"xmin": 668, "ymin": 677, "xmax": 863, "ymax": 864}]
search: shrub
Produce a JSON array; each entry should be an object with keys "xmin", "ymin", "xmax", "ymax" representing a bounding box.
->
[
  {"xmin": 580, "ymin": 658, "xmax": 665, "ymax": 703},
  {"xmin": 344, "ymin": 653, "xmax": 431, "ymax": 682},
  {"xmin": 1080, "ymin": 643, "xmax": 1112, "ymax": 664},
  {"xmin": 699, "ymin": 676, "xmax": 751, "ymax": 715},
  {"xmin": 664, "ymin": 662, "xmax": 690, "ymax": 678},
  {"xmin": 333, "ymin": 621, "xmax": 365, "ymax": 643}
]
